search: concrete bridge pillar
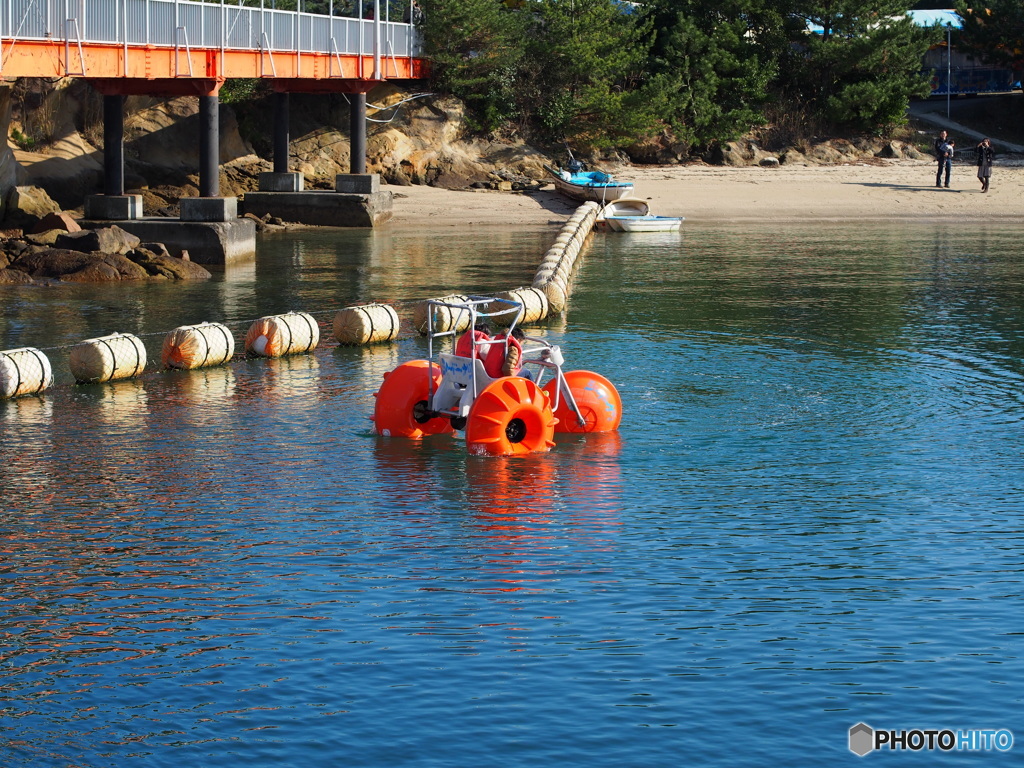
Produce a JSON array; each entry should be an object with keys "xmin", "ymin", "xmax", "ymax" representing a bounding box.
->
[
  {"xmin": 84, "ymin": 87, "xmax": 141, "ymax": 220},
  {"xmin": 350, "ymin": 92, "xmax": 367, "ymax": 175},
  {"xmin": 103, "ymin": 95, "xmax": 125, "ymax": 197},
  {"xmin": 274, "ymin": 92, "xmax": 290, "ymax": 174},
  {"xmin": 180, "ymin": 89, "xmax": 238, "ymax": 222},
  {"xmin": 258, "ymin": 91, "xmax": 303, "ymax": 192},
  {"xmin": 198, "ymin": 94, "xmax": 219, "ymax": 198}
]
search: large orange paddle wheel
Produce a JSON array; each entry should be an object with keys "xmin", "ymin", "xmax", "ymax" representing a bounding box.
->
[
  {"xmin": 466, "ymin": 377, "xmax": 557, "ymax": 456},
  {"xmin": 373, "ymin": 360, "xmax": 454, "ymax": 438},
  {"xmin": 543, "ymin": 370, "xmax": 622, "ymax": 433}
]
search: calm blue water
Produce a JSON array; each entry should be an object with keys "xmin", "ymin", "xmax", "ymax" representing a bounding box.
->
[{"xmin": 1, "ymin": 222, "xmax": 1022, "ymax": 766}]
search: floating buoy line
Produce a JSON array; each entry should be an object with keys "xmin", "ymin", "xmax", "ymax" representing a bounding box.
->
[{"xmin": 0, "ymin": 202, "xmax": 600, "ymax": 400}]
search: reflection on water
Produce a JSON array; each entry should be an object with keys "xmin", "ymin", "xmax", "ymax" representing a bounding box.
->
[{"xmin": 1, "ymin": 222, "xmax": 1023, "ymax": 767}]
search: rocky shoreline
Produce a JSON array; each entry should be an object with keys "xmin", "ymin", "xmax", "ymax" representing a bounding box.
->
[{"xmin": 0, "ymin": 187, "xmax": 210, "ymax": 284}]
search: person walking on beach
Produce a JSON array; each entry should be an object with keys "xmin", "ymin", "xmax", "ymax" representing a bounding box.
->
[
  {"xmin": 976, "ymin": 138, "xmax": 994, "ymax": 193},
  {"xmin": 934, "ymin": 130, "xmax": 954, "ymax": 188}
]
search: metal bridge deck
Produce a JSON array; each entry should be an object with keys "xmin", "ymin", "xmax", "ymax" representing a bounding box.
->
[{"xmin": 2, "ymin": 0, "xmax": 424, "ymax": 92}]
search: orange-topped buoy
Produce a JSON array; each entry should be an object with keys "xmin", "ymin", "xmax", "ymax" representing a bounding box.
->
[
  {"xmin": 373, "ymin": 360, "xmax": 454, "ymax": 438},
  {"xmin": 543, "ymin": 370, "xmax": 622, "ymax": 433},
  {"xmin": 466, "ymin": 377, "xmax": 557, "ymax": 456}
]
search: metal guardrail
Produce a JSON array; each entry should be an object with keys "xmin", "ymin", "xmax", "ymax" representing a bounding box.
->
[
  {"xmin": 2, "ymin": 0, "xmax": 417, "ymax": 61},
  {"xmin": 953, "ymin": 147, "xmax": 977, "ymax": 165}
]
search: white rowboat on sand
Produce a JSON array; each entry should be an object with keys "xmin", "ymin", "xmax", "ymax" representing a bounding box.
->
[{"xmin": 598, "ymin": 198, "xmax": 684, "ymax": 232}]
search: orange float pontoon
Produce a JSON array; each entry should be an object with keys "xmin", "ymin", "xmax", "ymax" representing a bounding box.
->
[
  {"xmin": 466, "ymin": 377, "xmax": 557, "ymax": 456},
  {"xmin": 372, "ymin": 360, "xmax": 454, "ymax": 438},
  {"xmin": 543, "ymin": 370, "xmax": 622, "ymax": 433}
]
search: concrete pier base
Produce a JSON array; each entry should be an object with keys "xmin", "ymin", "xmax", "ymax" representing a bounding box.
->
[
  {"xmin": 259, "ymin": 172, "xmax": 305, "ymax": 192},
  {"xmin": 85, "ymin": 194, "xmax": 143, "ymax": 220},
  {"xmin": 80, "ymin": 217, "xmax": 256, "ymax": 265},
  {"xmin": 242, "ymin": 190, "xmax": 393, "ymax": 228},
  {"xmin": 336, "ymin": 174, "xmax": 379, "ymax": 194},
  {"xmin": 180, "ymin": 196, "xmax": 238, "ymax": 222}
]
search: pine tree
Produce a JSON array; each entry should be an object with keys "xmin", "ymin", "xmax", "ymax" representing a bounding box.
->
[
  {"xmin": 955, "ymin": 0, "xmax": 1024, "ymax": 74},
  {"xmin": 784, "ymin": 2, "xmax": 940, "ymax": 130},
  {"xmin": 519, "ymin": 0, "xmax": 663, "ymax": 148},
  {"xmin": 417, "ymin": 0, "xmax": 528, "ymax": 130},
  {"xmin": 644, "ymin": 0, "xmax": 789, "ymax": 148}
]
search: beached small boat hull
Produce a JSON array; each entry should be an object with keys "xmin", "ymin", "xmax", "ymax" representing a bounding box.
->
[
  {"xmin": 545, "ymin": 165, "xmax": 634, "ymax": 203},
  {"xmin": 605, "ymin": 215, "xmax": 684, "ymax": 233},
  {"xmin": 599, "ymin": 198, "xmax": 651, "ymax": 218}
]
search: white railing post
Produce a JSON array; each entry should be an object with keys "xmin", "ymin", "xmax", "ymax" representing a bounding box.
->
[
  {"xmin": 175, "ymin": 25, "xmax": 193, "ymax": 76},
  {"xmin": 122, "ymin": 0, "xmax": 128, "ymax": 75},
  {"xmin": 372, "ymin": 0, "xmax": 379, "ymax": 78}
]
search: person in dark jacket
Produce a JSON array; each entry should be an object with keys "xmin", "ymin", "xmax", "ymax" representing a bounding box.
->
[
  {"xmin": 976, "ymin": 138, "xmax": 994, "ymax": 193},
  {"xmin": 934, "ymin": 130, "xmax": 954, "ymax": 188}
]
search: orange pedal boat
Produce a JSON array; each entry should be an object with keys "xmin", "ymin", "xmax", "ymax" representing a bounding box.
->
[{"xmin": 372, "ymin": 297, "xmax": 621, "ymax": 456}]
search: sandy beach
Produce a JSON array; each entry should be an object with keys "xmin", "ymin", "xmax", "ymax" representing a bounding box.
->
[{"xmin": 387, "ymin": 160, "xmax": 1024, "ymax": 228}]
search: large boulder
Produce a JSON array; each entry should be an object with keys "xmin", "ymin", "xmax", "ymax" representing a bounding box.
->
[
  {"xmin": 96, "ymin": 252, "xmax": 151, "ymax": 280},
  {"xmin": 54, "ymin": 225, "xmax": 141, "ymax": 255},
  {"xmin": 30, "ymin": 212, "xmax": 81, "ymax": 234},
  {"xmin": 126, "ymin": 246, "xmax": 212, "ymax": 280},
  {"xmin": 8, "ymin": 247, "xmax": 150, "ymax": 281},
  {"xmin": 712, "ymin": 141, "xmax": 756, "ymax": 167},
  {"xmin": 0, "ymin": 267, "xmax": 36, "ymax": 284},
  {"xmin": 11, "ymin": 247, "xmax": 94, "ymax": 277},
  {"xmin": 61, "ymin": 259, "xmax": 125, "ymax": 282},
  {"xmin": 24, "ymin": 230, "xmax": 62, "ymax": 246},
  {"xmin": 3, "ymin": 186, "xmax": 61, "ymax": 230}
]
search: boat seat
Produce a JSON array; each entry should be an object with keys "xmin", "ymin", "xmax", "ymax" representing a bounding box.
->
[{"xmin": 431, "ymin": 353, "xmax": 497, "ymax": 417}]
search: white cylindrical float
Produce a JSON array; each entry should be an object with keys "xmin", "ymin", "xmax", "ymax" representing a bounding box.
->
[
  {"xmin": 162, "ymin": 322, "xmax": 235, "ymax": 370},
  {"xmin": 533, "ymin": 268, "xmax": 557, "ymax": 286},
  {"xmin": 333, "ymin": 303, "xmax": 400, "ymax": 345},
  {"xmin": 245, "ymin": 312, "xmax": 320, "ymax": 358},
  {"xmin": 70, "ymin": 332, "xmax": 147, "ymax": 384},
  {"xmin": 490, "ymin": 287, "xmax": 550, "ymax": 327},
  {"xmin": 412, "ymin": 294, "xmax": 472, "ymax": 336},
  {"xmin": 543, "ymin": 281, "xmax": 568, "ymax": 314},
  {"xmin": 0, "ymin": 347, "xmax": 53, "ymax": 398}
]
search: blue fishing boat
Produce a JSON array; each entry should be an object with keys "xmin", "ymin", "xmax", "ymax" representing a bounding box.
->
[{"xmin": 544, "ymin": 163, "xmax": 634, "ymax": 203}]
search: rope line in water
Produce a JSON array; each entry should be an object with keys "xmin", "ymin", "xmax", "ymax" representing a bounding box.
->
[{"xmin": 2, "ymin": 203, "xmax": 601, "ymax": 395}]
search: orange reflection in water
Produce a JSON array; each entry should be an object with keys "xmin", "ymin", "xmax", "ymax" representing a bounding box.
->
[{"xmin": 456, "ymin": 432, "xmax": 624, "ymax": 596}]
